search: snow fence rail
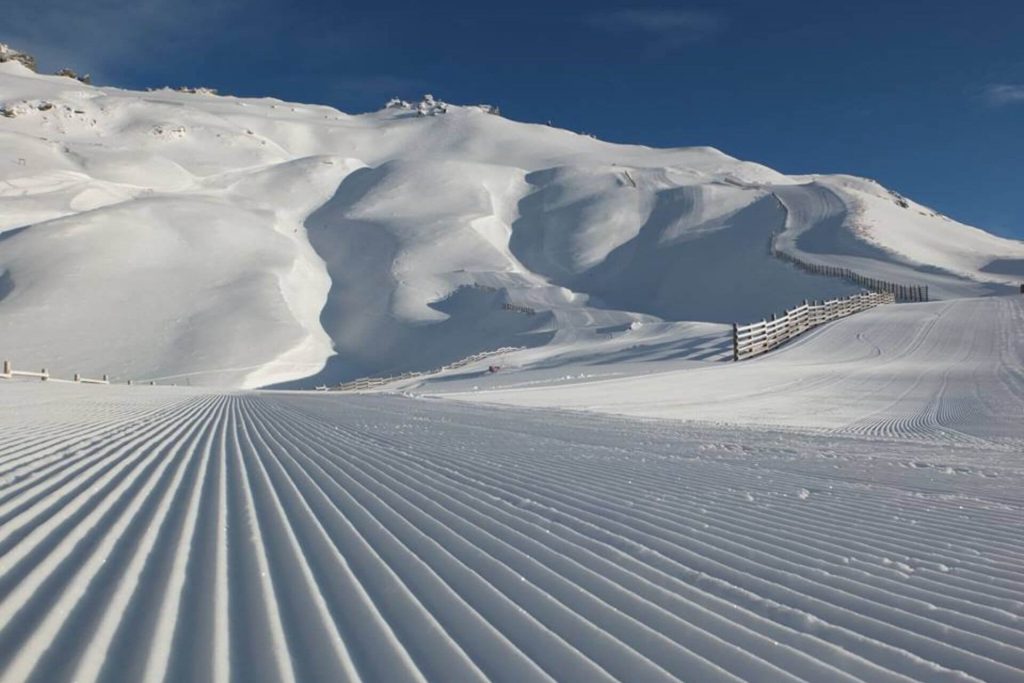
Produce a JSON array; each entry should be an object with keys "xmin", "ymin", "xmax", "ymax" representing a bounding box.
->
[
  {"xmin": 769, "ymin": 233, "xmax": 928, "ymax": 302},
  {"xmin": 327, "ymin": 346, "xmax": 525, "ymax": 392},
  {"xmin": 733, "ymin": 291, "xmax": 895, "ymax": 361},
  {"xmin": 502, "ymin": 303, "xmax": 537, "ymax": 315},
  {"xmin": 0, "ymin": 359, "xmax": 110, "ymax": 385},
  {"xmin": 0, "ymin": 360, "xmax": 168, "ymax": 386}
]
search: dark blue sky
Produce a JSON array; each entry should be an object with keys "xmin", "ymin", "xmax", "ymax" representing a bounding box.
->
[{"xmin": 7, "ymin": 0, "xmax": 1023, "ymax": 239}]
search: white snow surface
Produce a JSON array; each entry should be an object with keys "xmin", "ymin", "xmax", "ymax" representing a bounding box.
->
[
  {"xmin": 2, "ymin": 61, "xmax": 1023, "ymax": 388},
  {"xmin": 424, "ymin": 296, "xmax": 1024, "ymax": 443},
  {"xmin": 6, "ymin": 294, "xmax": 1023, "ymax": 682},
  {"xmin": 1, "ymin": 372, "xmax": 1022, "ymax": 682},
  {"xmin": 3, "ymin": 50, "xmax": 1024, "ymax": 683}
]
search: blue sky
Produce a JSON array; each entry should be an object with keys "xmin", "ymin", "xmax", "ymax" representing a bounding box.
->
[{"xmin": 6, "ymin": 0, "xmax": 1023, "ymax": 239}]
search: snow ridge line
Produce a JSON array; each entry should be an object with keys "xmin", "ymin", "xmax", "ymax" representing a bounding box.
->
[
  {"xmin": 3, "ymin": 389, "xmax": 1020, "ymax": 682},
  {"xmin": 766, "ymin": 192, "xmax": 929, "ymax": 302}
]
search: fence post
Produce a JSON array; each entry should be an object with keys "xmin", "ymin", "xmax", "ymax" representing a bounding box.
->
[
  {"xmin": 41, "ymin": 368, "xmax": 48, "ymax": 381},
  {"xmin": 2, "ymin": 360, "xmax": 9, "ymax": 376},
  {"xmin": 74, "ymin": 373, "xmax": 81, "ymax": 382},
  {"xmin": 732, "ymin": 323, "xmax": 739, "ymax": 362}
]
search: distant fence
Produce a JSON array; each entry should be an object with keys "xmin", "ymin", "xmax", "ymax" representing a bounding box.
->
[
  {"xmin": 326, "ymin": 346, "xmax": 525, "ymax": 392},
  {"xmin": 769, "ymin": 233, "xmax": 928, "ymax": 302},
  {"xmin": 0, "ymin": 359, "xmax": 170, "ymax": 386},
  {"xmin": 1, "ymin": 359, "xmax": 111, "ymax": 385},
  {"xmin": 733, "ymin": 291, "xmax": 895, "ymax": 361},
  {"xmin": 4, "ymin": 345, "xmax": 526, "ymax": 393},
  {"xmin": 433, "ymin": 284, "xmax": 540, "ymax": 317},
  {"xmin": 502, "ymin": 303, "xmax": 537, "ymax": 315}
]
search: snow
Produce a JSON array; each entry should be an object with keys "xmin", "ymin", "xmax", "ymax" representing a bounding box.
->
[
  {"xmin": 3, "ymin": 48, "xmax": 1024, "ymax": 682},
  {"xmin": 424, "ymin": 296, "xmax": 1024, "ymax": 444},
  {"xmin": 2, "ymin": 63, "xmax": 1023, "ymax": 388},
  {"xmin": 0, "ymin": 378, "xmax": 1021, "ymax": 682}
]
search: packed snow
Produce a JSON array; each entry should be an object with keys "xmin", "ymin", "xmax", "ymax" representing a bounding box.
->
[
  {"xmin": 422, "ymin": 295, "xmax": 1024, "ymax": 443},
  {"xmin": 1, "ymin": 377, "xmax": 1022, "ymax": 683}
]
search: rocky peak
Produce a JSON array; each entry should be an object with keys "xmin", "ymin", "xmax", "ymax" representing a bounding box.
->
[
  {"xmin": 0, "ymin": 44, "xmax": 37, "ymax": 72},
  {"xmin": 384, "ymin": 94, "xmax": 501, "ymax": 117}
]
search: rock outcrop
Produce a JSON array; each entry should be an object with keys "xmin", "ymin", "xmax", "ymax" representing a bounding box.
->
[{"xmin": 0, "ymin": 44, "xmax": 37, "ymax": 72}]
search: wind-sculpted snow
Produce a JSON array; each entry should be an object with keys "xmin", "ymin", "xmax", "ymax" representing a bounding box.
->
[
  {"xmin": 2, "ymin": 60, "xmax": 1023, "ymax": 388},
  {"xmin": 771, "ymin": 183, "xmax": 1013, "ymax": 300},
  {"xmin": 0, "ymin": 383, "xmax": 1022, "ymax": 682}
]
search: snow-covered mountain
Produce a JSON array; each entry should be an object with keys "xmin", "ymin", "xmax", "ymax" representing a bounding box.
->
[{"xmin": 1, "ymin": 48, "xmax": 1022, "ymax": 388}]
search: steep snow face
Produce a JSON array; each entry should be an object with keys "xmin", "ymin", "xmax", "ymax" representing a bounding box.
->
[{"xmin": 1, "ymin": 60, "xmax": 1022, "ymax": 387}]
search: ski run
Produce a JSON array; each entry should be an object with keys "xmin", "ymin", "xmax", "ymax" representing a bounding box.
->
[
  {"xmin": 1, "ymin": 295, "xmax": 1023, "ymax": 682},
  {"xmin": 2, "ymin": 47, "xmax": 1024, "ymax": 683}
]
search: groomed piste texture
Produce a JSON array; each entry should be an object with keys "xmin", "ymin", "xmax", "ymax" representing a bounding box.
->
[{"xmin": 1, "ymin": 365, "xmax": 1022, "ymax": 681}]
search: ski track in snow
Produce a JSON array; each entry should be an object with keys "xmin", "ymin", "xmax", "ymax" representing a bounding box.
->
[
  {"xmin": 1, "ymin": 382, "xmax": 1022, "ymax": 682},
  {"xmin": 432, "ymin": 296, "xmax": 1024, "ymax": 448}
]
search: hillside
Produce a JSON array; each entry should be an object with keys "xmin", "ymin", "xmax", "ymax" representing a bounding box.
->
[{"xmin": 1, "ymin": 52, "xmax": 1022, "ymax": 388}]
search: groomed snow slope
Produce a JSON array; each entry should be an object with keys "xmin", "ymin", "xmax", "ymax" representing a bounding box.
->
[
  {"xmin": 2, "ymin": 57, "xmax": 1023, "ymax": 388},
  {"xmin": 427, "ymin": 296, "xmax": 1024, "ymax": 445},
  {"xmin": 1, "ymin": 382, "xmax": 1022, "ymax": 683}
]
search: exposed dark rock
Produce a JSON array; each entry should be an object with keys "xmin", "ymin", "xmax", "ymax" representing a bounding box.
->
[
  {"xmin": 55, "ymin": 67, "xmax": 91, "ymax": 84},
  {"xmin": 0, "ymin": 44, "xmax": 37, "ymax": 72}
]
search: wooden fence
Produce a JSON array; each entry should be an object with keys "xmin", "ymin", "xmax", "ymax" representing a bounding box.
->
[
  {"xmin": 325, "ymin": 346, "xmax": 525, "ymax": 392},
  {"xmin": 733, "ymin": 291, "xmax": 895, "ymax": 361},
  {"xmin": 1, "ymin": 359, "xmax": 110, "ymax": 384},
  {"xmin": 4, "ymin": 344, "xmax": 525, "ymax": 392},
  {"xmin": 502, "ymin": 303, "xmax": 537, "ymax": 315},
  {"xmin": 769, "ymin": 233, "xmax": 928, "ymax": 302}
]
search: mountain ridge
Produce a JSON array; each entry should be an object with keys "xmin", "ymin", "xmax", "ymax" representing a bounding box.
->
[{"xmin": 1, "ymin": 49, "xmax": 1022, "ymax": 388}]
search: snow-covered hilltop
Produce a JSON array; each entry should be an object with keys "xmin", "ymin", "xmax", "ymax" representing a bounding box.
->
[{"xmin": 1, "ymin": 49, "xmax": 1022, "ymax": 388}]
